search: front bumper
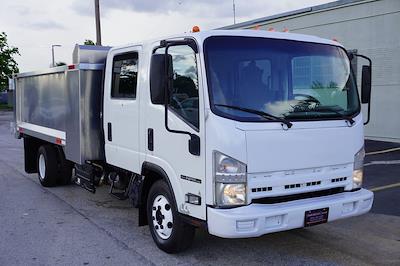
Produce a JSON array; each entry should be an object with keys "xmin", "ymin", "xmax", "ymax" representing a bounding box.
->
[{"xmin": 207, "ymin": 188, "xmax": 373, "ymax": 238}]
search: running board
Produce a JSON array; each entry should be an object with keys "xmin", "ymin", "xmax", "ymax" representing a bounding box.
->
[{"xmin": 109, "ymin": 173, "xmax": 136, "ymax": 200}]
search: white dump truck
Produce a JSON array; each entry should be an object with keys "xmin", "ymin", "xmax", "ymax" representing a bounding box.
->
[{"xmin": 12, "ymin": 30, "xmax": 374, "ymax": 253}]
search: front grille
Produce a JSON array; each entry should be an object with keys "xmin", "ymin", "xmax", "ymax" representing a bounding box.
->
[
  {"xmin": 251, "ymin": 186, "xmax": 272, "ymax": 193},
  {"xmin": 285, "ymin": 180, "xmax": 321, "ymax": 189},
  {"xmin": 252, "ymin": 187, "xmax": 345, "ymax": 204},
  {"xmin": 331, "ymin": 177, "xmax": 347, "ymax": 183}
]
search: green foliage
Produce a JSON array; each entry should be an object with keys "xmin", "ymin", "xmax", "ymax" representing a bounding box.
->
[
  {"xmin": 0, "ymin": 103, "xmax": 12, "ymax": 110},
  {"xmin": 0, "ymin": 32, "xmax": 20, "ymax": 92},
  {"xmin": 84, "ymin": 39, "xmax": 95, "ymax": 45}
]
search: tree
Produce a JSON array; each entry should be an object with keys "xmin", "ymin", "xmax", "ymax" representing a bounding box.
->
[
  {"xmin": 0, "ymin": 32, "xmax": 19, "ymax": 91},
  {"xmin": 84, "ymin": 39, "xmax": 95, "ymax": 45}
]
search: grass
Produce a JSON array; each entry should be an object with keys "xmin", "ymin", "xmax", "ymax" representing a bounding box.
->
[{"xmin": 0, "ymin": 103, "xmax": 13, "ymax": 111}]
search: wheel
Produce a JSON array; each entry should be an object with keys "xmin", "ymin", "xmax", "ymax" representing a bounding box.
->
[
  {"xmin": 58, "ymin": 154, "xmax": 73, "ymax": 185},
  {"xmin": 37, "ymin": 145, "xmax": 59, "ymax": 187},
  {"xmin": 147, "ymin": 180, "xmax": 195, "ymax": 253}
]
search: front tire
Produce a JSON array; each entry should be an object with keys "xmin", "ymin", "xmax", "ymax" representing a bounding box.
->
[
  {"xmin": 37, "ymin": 145, "xmax": 59, "ymax": 187},
  {"xmin": 147, "ymin": 180, "xmax": 195, "ymax": 253}
]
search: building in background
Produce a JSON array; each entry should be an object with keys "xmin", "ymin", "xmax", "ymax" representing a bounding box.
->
[{"xmin": 221, "ymin": 0, "xmax": 400, "ymax": 143}]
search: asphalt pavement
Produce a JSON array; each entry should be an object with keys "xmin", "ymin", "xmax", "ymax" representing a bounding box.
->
[{"xmin": 0, "ymin": 111, "xmax": 399, "ymax": 266}]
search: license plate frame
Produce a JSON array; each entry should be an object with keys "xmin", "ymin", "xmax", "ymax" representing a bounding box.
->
[{"xmin": 304, "ymin": 207, "xmax": 329, "ymax": 227}]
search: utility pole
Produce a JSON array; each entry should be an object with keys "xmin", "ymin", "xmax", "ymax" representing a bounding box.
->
[
  {"xmin": 51, "ymin": 44, "xmax": 61, "ymax": 67},
  {"xmin": 233, "ymin": 0, "xmax": 236, "ymax": 24},
  {"xmin": 95, "ymin": 0, "xmax": 102, "ymax": 46}
]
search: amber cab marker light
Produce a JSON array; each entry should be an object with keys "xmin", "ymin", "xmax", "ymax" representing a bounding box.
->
[{"xmin": 192, "ymin": 26, "xmax": 200, "ymax": 32}]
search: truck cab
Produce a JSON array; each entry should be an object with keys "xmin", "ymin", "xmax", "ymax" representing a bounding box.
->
[{"xmin": 14, "ymin": 30, "xmax": 374, "ymax": 253}]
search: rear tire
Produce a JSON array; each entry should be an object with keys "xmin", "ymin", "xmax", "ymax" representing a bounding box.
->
[
  {"xmin": 147, "ymin": 180, "xmax": 195, "ymax": 253},
  {"xmin": 37, "ymin": 145, "xmax": 59, "ymax": 187},
  {"xmin": 57, "ymin": 148, "xmax": 73, "ymax": 185}
]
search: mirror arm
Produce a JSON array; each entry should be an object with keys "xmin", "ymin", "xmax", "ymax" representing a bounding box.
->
[
  {"xmin": 354, "ymin": 54, "xmax": 372, "ymax": 125},
  {"xmin": 354, "ymin": 54, "xmax": 372, "ymax": 66}
]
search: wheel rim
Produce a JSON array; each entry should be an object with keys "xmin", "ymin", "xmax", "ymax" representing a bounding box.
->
[
  {"xmin": 38, "ymin": 154, "xmax": 46, "ymax": 180},
  {"xmin": 152, "ymin": 195, "xmax": 173, "ymax": 239}
]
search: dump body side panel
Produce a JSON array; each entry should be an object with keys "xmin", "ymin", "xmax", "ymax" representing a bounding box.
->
[{"xmin": 14, "ymin": 45, "xmax": 111, "ymax": 165}]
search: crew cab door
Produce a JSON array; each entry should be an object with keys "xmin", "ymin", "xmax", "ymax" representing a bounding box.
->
[
  {"xmin": 104, "ymin": 46, "xmax": 141, "ymax": 173},
  {"xmin": 145, "ymin": 43, "xmax": 206, "ymax": 220}
]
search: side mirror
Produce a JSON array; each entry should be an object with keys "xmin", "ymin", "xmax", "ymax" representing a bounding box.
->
[
  {"xmin": 361, "ymin": 65, "xmax": 371, "ymax": 104},
  {"xmin": 150, "ymin": 54, "xmax": 172, "ymax": 104}
]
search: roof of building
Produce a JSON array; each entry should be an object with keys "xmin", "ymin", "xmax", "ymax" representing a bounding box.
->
[{"xmin": 219, "ymin": 0, "xmax": 370, "ymax": 30}]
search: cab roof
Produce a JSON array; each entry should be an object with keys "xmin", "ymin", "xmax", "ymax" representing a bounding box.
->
[
  {"xmin": 191, "ymin": 30, "xmax": 342, "ymax": 47},
  {"xmin": 112, "ymin": 29, "xmax": 343, "ymax": 52}
]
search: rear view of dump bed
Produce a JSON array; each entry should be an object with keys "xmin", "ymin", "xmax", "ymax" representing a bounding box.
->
[{"xmin": 14, "ymin": 45, "xmax": 111, "ymax": 164}]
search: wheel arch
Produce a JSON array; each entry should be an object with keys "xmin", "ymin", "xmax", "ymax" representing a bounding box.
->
[{"xmin": 139, "ymin": 161, "xmax": 178, "ymax": 226}]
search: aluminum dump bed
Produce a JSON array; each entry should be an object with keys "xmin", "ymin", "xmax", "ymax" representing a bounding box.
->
[{"xmin": 13, "ymin": 45, "xmax": 111, "ymax": 164}]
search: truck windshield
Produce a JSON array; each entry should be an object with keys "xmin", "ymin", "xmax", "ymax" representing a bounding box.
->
[{"xmin": 204, "ymin": 36, "xmax": 360, "ymax": 122}]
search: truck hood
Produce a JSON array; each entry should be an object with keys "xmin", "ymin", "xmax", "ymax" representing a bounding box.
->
[{"xmin": 237, "ymin": 118, "xmax": 364, "ymax": 174}]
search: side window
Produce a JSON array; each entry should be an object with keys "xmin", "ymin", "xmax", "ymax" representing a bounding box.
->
[
  {"xmin": 169, "ymin": 45, "xmax": 199, "ymax": 129},
  {"xmin": 154, "ymin": 45, "xmax": 199, "ymax": 129},
  {"xmin": 111, "ymin": 52, "xmax": 138, "ymax": 99}
]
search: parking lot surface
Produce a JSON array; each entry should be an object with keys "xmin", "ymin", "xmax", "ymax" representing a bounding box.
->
[{"xmin": 0, "ymin": 111, "xmax": 399, "ymax": 266}]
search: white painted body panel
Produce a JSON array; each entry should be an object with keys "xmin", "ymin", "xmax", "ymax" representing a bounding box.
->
[
  {"xmin": 244, "ymin": 115, "xmax": 364, "ymax": 173},
  {"xmin": 101, "ymin": 30, "xmax": 372, "ymax": 228},
  {"xmin": 104, "ymin": 46, "xmax": 142, "ymax": 174},
  {"xmin": 207, "ymin": 188, "xmax": 373, "ymax": 238}
]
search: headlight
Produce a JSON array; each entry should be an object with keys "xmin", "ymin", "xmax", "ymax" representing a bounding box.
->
[
  {"xmin": 352, "ymin": 147, "xmax": 365, "ymax": 189},
  {"xmin": 214, "ymin": 151, "xmax": 247, "ymax": 206}
]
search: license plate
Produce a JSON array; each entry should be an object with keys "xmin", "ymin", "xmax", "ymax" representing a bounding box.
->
[{"xmin": 304, "ymin": 207, "xmax": 329, "ymax": 227}]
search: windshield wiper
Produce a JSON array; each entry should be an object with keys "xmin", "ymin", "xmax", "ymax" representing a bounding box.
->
[
  {"xmin": 214, "ymin": 104, "xmax": 293, "ymax": 129},
  {"xmin": 313, "ymin": 106, "xmax": 355, "ymax": 125},
  {"xmin": 290, "ymin": 106, "xmax": 355, "ymax": 126}
]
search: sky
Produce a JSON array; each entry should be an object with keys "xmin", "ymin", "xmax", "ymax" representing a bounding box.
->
[{"xmin": 0, "ymin": 0, "xmax": 333, "ymax": 72}]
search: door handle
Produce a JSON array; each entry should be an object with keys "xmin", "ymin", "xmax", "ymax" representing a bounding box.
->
[
  {"xmin": 148, "ymin": 128, "xmax": 154, "ymax": 151},
  {"xmin": 107, "ymin": 122, "xmax": 112, "ymax": 141}
]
